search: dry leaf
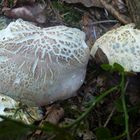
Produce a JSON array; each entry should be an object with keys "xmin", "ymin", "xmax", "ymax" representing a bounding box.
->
[
  {"xmin": 2, "ymin": 3, "xmax": 46, "ymax": 24},
  {"xmin": 45, "ymin": 105, "xmax": 64, "ymax": 124},
  {"xmin": 1, "ymin": 0, "xmax": 8, "ymax": 7},
  {"xmin": 62, "ymin": 0, "xmax": 102, "ymax": 8}
]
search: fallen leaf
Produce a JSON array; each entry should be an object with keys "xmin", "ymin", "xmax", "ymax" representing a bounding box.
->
[
  {"xmin": 2, "ymin": 3, "xmax": 46, "ymax": 24},
  {"xmin": 1, "ymin": 0, "xmax": 9, "ymax": 7},
  {"xmin": 45, "ymin": 105, "xmax": 64, "ymax": 124},
  {"xmin": 30, "ymin": 105, "xmax": 64, "ymax": 137}
]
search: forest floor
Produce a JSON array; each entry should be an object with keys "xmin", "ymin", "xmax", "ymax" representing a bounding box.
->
[{"xmin": 0, "ymin": 0, "xmax": 140, "ymax": 140}]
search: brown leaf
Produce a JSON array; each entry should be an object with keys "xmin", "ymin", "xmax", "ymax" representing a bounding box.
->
[
  {"xmin": 1, "ymin": 0, "xmax": 9, "ymax": 7},
  {"xmin": 45, "ymin": 105, "xmax": 64, "ymax": 124},
  {"xmin": 31, "ymin": 105, "xmax": 64, "ymax": 138},
  {"xmin": 2, "ymin": 3, "xmax": 46, "ymax": 24},
  {"xmin": 62, "ymin": 0, "xmax": 102, "ymax": 8}
]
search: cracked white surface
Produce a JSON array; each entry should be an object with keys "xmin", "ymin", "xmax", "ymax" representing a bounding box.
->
[
  {"xmin": 0, "ymin": 19, "xmax": 90, "ymax": 106},
  {"xmin": 91, "ymin": 24, "xmax": 140, "ymax": 72}
]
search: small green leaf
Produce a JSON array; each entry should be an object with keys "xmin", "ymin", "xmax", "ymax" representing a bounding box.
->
[
  {"xmin": 101, "ymin": 64, "xmax": 112, "ymax": 71},
  {"xmin": 101, "ymin": 63, "xmax": 125, "ymax": 74},
  {"xmin": 112, "ymin": 63, "xmax": 124, "ymax": 73},
  {"xmin": 95, "ymin": 127, "xmax": 112, "ymax": 140}
]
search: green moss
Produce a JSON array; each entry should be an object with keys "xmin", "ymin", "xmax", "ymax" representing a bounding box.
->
[{"xmin": 52, "ymin": 1, "xmax": 82, "ymax": 27}]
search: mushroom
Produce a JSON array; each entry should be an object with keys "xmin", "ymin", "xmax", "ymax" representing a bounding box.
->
[
  {"xmin": 90, "ymin": 24, "xmax": 140, "ymax": 72},
  {"xmin": 0, "ymin": 19, "xmax": 90, "ymax": 106}
]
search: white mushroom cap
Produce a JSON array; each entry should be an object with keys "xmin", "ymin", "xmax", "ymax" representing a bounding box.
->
[
  {"xmin": 0, "ymin": 19, "xmax": 90, "ymax": 106},
  {"xmin": 91, "ymin": 24, "xmax": 140, "ymax": 72}
]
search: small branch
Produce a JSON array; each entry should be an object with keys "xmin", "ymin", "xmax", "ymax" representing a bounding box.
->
[
  {"xmin": 103, "ymin": 107, "xmax": 115, "ymax": 127},
  {"xmin": 99, "ymin": 0, "xmax": 131, "ymax": 24},
  {"xmin": 132, "ymin": 128, "xmax": 140, "ymax": 137}
]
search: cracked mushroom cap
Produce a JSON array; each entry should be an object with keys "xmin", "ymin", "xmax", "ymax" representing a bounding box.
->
[
  {"xmin": 0, "ymin": 19, "xmax": 90, "ymax": 106},
  {"xmin": 91, "ymin": 24, "xmax": 140, "ymax": 72}
]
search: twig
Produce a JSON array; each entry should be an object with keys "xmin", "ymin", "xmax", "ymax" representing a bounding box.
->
[
  {"xmin": 103, "ymin": 107, "xmax": 115, "ymax": 127},
  {"xmin": 99, "ymin": 0, "xmax": 131, "ymax": 24},
  {"xmin": 92, "ymin": 20, "xmax": 118, "ymax": 24},
  {"xmin": 132, "ymin": 128, "xmax": 140, "ymax": 136}
]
